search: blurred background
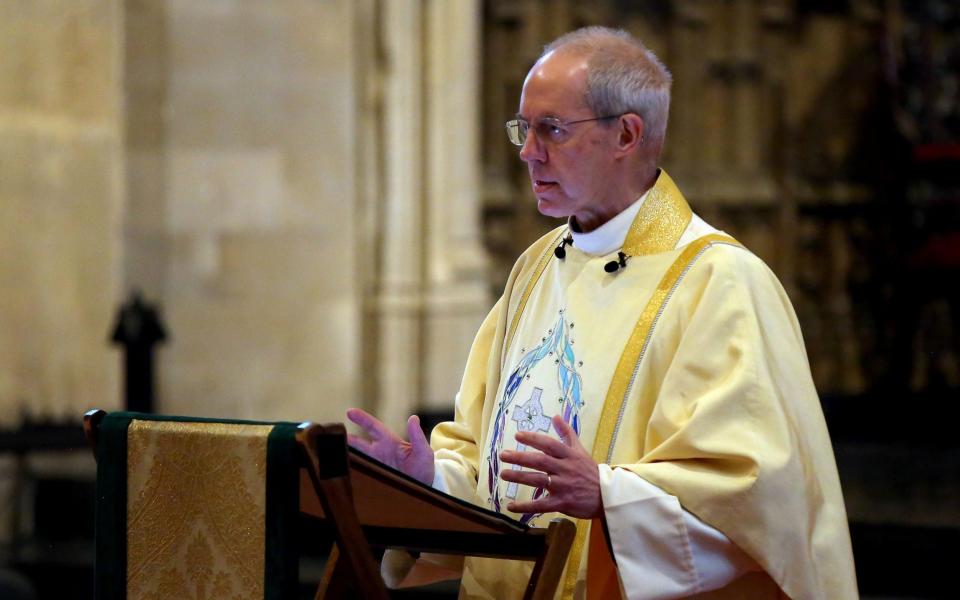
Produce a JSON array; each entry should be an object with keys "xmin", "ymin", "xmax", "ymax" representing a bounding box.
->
[{"xmin": 0, "ymin": 0, "xmax": 957, "ymax": 598}]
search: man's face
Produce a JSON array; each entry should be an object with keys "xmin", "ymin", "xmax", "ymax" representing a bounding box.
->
[{"xmin": 517, "ymin": 50, "xmax": 618, "ymax": 231}]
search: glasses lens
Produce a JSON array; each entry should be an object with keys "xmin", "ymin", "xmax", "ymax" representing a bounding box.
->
[
  {"xmin": 536, "ymin": 118, "xmax": 570, "ymax": 144},
  {"xmin": 505, "ymin": 120, "xmax": 526, "ymax": 146}
]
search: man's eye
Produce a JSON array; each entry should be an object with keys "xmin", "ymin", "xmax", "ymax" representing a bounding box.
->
[{"xmin": 544, "ymin": 124, "xmax": 566, "ymax": 139}]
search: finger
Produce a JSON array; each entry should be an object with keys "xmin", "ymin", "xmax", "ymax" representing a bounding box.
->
[
  {"xmin": 406, "ymin": 415, "xmax": 431, "ymax": 451},
  {"xmin": 500, "ymin": 468, "xmax": 549, "ymax": 488},
  {"xmin": 507, "ymin": 497, "xmax": 560, "ymax": 515},
  {"xmin": 346, "ymin": 408, "xmax": 387, "ymax": 440},
  {"xmin": 500, "ymin": 449, "xmax": 558, "ymax": 473},
  {"xmin": 346, "ymin": 432, "xmax": 373, "ymax": 454},
  {"xmin": 514, "ymin": 430, "xmax": 569, "ymax": 457},
  {"xmin": 552, "ymin": 415, "xmax": 583, "ymax": 449},
  {"xmin": 552, "ymin": 415, "xmax": 576, "ymax": 445}
]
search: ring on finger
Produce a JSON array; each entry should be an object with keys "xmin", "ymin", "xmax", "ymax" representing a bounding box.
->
[{"xmin": 545, "ymin": 473, "xmax": 552, "ymax": 490}]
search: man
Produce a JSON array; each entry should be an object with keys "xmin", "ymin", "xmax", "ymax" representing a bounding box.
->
[{"xmin": 348, "ymin": 26, "xmax": 857, "ymax": 599}]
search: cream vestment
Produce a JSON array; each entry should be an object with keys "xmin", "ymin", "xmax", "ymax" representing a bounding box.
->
[{"xmin": 428, "ymin": 171, "xmax": 857, "ymax": 599}]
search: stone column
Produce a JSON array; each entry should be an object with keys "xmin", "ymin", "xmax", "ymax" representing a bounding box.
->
[
  {"xmin": 422, "ymin": 0, "xmax": 490, "ymax": 411},
  {"xmin": 375, "ymin": 0, "xmax": 427, "ymax": 430},
  {"xmin": 374, "ymin": 0, "xmax": 489, "ymax": 429}
]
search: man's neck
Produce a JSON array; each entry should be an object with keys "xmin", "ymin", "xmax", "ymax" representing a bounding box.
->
[
  {"xmin": 570, "ymin": 190, "xmax": 651, "ymax": 255},
  {"xmin": 570, "ymin": 168, "xmax": 660, "ymax": 233}
]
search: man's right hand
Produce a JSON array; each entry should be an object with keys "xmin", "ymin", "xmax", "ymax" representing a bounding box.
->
[{"xmin": 345, "ymin": 408, "xmax": 436, "ymax": 486}]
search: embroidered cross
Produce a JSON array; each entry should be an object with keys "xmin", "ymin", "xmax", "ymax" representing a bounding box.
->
[{"xmin": 506, "ymin": 387, "xmax": 552, "ymax": 499}]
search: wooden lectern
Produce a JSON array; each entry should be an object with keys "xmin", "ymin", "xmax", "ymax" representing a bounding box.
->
[{"xmin": 84, "ymin": 410, "xmax": 575, "ymax": 599}]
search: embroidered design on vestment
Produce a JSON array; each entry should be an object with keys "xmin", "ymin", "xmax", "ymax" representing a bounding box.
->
[{"xmin": 487, "ymin": 309, "xmax": 583, "ymax": 523}]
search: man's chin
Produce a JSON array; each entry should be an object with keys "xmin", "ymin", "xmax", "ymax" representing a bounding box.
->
[{"xmin": 536, "ymin": 197, "xmax": 570, "ymax": 220}]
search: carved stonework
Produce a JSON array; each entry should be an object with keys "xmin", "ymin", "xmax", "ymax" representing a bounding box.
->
[{"xmin": 481, "ymin": 0, "xmax": 960, "ymax": 397}]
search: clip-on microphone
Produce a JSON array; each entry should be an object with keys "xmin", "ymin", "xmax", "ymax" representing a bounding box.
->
[
  {"xmin": 604, "ymin": 251, "xmax": 628, "ymax": 273},
  {"xmin": 556, "ymin": 233, "xmax": 628, "ymax": 274},
  {"xmin": 554, "ymin": 234, "xmax": 574, "ymax": 259}
]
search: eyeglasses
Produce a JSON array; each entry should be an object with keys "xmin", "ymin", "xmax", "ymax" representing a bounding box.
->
[{"xmin": 505, "ymin": 114, "xmax": 622, "ymax": 147}]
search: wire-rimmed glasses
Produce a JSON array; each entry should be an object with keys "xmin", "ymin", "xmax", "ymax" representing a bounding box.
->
[{"xmin": 505, "ymin": 114, "xmax": 623, "ymax": 147}]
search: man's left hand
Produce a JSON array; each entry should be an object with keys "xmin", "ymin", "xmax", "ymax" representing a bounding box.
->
[{"xmin": 499, "ymin": 414, "xmax": 603, "ymax": 519}]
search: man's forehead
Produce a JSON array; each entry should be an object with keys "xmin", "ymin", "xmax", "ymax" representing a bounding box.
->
[
  {"xmin": 525, "ymin": 48, "xmax": 588, "ymax": 84},
  {"xmin": 519, "ymin": 50, "xmax": 590, "ymax": 119}
]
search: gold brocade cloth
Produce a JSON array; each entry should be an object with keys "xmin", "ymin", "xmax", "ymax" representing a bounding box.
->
[{"xmin": 125, "ymin": 420, "xmax": 273, "ymax": 599}]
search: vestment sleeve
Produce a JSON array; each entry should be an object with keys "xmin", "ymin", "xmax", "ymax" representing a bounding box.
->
[
  {"xmin": 599, "ymin": 465, "xmax": 759, "ymax": 599},
  {"xmin": 610, "ymin": 246, "xmax": 856, "ymax": 599}
]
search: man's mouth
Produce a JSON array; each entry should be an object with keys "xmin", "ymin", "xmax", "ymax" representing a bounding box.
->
[{"xmin": 533, "ymin": 179, "xmax": 557, "ymax": 192}]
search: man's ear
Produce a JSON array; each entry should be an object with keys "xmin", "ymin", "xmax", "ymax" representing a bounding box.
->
[{"xmin": 614, "ymin": 113, "xmax": 645, "ymax": 157}]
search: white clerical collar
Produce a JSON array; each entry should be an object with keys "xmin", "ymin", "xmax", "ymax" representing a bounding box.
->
[{"xmin": 570, "ymin": 189, "xmax": 651, "ymax": 256}]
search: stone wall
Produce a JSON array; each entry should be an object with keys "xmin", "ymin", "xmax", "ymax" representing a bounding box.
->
[
  {"xmin": 123, "ymin": 0, "xmax": 365, "ymax": 422},
  {"xmin": 0, "ymin": 0, "xmax": 491, "ymax": 549},
  {"xmin": 0, "ymin": 0, "xmax": 490, "ymax": 430},
  {"xmin": 0, "ymin": 0, "xmax": 124, "ymax": 425}
]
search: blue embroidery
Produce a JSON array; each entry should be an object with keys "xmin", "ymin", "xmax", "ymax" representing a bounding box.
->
[{"xmin": 488, "ymin": 310, "xmax": 583, "ymax": 523}]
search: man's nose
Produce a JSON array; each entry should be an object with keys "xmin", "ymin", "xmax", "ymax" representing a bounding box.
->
[{"xmin": 519, "ymin": 129, "xmax": 545, "ymax": 163}]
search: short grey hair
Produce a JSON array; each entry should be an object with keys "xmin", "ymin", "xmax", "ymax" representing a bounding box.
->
[{"xmin": 542, "ymin": 27, "xmax": 673, "ymax": 145}]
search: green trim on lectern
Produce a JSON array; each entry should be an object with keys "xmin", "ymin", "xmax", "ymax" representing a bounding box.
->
[
  {"xmin": 95, "ymin": 413, "xmax": 131, "ymax": 599},
  {"xmin": 266, "ymin": 422, "xmax": 300, "ymax": 600}
]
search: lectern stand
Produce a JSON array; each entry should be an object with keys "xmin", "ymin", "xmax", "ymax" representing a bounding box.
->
[{"xmin": 297, "ymin": 422, "xmax": 576, "ymax": 600}]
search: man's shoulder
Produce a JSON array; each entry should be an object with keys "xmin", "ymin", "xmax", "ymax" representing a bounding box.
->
[
  {"xmin": 522, "ymin": 224, "xmax": 568, "ymax": 257},
  {"xmin": 681, "ymin": 235, "xmax": 780, "ymax": 290},
  {"xmin": 671, "ymin": 236, "xmax": 799, "ymax": 325},
  {"xmin": 503, "ymin": 224, "xmax": 568, "ymax": 284}
]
